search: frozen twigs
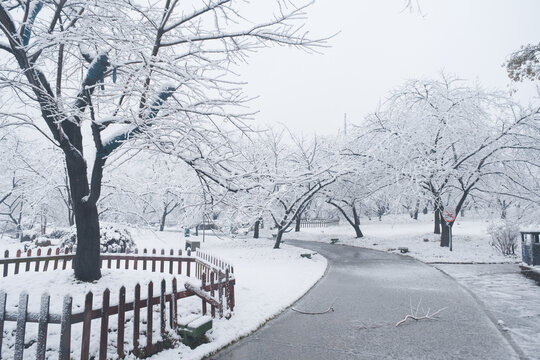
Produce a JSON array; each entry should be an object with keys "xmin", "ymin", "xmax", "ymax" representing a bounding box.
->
[
  {"xmin": 291, "ymin": 298, "xmax": 337, "ymax": 315},
  {"xmin": 395, "ymin": 298, "xmax": 447, "ymax": 327}
]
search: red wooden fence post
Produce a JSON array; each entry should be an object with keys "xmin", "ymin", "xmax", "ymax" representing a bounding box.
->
[
  {"xmin": 14, "ymin": 249, "xmax": 21, "ymax": 275},
  {"xmin": 210, "ymin": 271, "xmax": 215, "ymax": 318},
  {"xmin": 99, "ymin": 289, "xmax": 110, "ymax": 360},
  {"xmin": 151, "ymin": 249, "xmax": 156, "ymax": 273},
  {"xmin": 0, "ymin": 291, "xmax": 6, "ymax": 355},
  {"xmin": 36, "ymin": 293, "xmax": 50, "ymax": 360},
  {"xmin": 170, "ymin": 278, "xmax": 177, "ymax": 329},
  {"xmin": 43, "ymin": 248, "xmax": 52, "ymax": 272},
  {"xmin": 146, "ymin": 281, "xmax": 153, "ymax": 356},
  {"xmin": 59, "ymin": 295, "xmax": 72, "ymax": 360},
  {"xmin": 53, "ymin": 248, "xmax": 60, "ymax": 270},
  {"xmin": 202, "ymin": 273, "xmax": 207, "ymax": 315},
  {"xmin": 160, "ymin": 279, "xmax": 166, "ymax": 336},
  {"xmin": 160, "ymin": 249, "xmax": 165, "ymax": 273},
  {"xmin": 81, "ymin": 291, "xmax": 93, "ymax": 360},
  {"xmin": 133, "ymin": 284, "xmax": 141, "ymax": 353},
  {"xmin": 143, "ymin": 249, "xmax": 147, "ymax": 271},
  {"xmin": 35, "ymin": 248, "xmax": 42, "ymax": 272},
  {"xmin": 169, "ymin": 249, "xmax": 174, "ymax": 274},
  {"xmin": 25, "ymin": 249, "xmax": 32, "ymax": 272},
  {"xmin": 2, "ymin": 250, "xmax": 8, "ymax": 277},
  {"xmin": 118, "ymin": 286, "xmax": 126, "ymax": 358},
  {"xmin": 14, "ymin": 292, "xmax": 28, "ymax": 360}
]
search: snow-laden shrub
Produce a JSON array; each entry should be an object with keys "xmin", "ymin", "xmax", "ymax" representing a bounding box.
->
[
  {"xmin": 47, "ymin": 227, "xmax": 71, "ymax": 239},
  {"xmin": 488, "ymin": 221, "xmax": 520, "ymax": 256},
  {"xmin": 59, "ymin": 224, "xmax": 137, "ymax": 253}
]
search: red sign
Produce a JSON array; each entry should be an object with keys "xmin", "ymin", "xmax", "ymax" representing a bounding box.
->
[{"xmin": 442, "ymin": 209, "xmax": 456, "ymax": 223}]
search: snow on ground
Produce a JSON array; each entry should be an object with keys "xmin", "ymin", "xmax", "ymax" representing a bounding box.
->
[
  {"xmin": 436, "ymin": 264, "xmax": 540, "ymax": 360},
  {"xmin": 131, "ymin": 229, "xmax": 327, "ymax": 360},
  {"xmin": 0, "ymin": 228, "xmax": 327, "ymax": 360},
  {"xmin": 284, "ymin": 214, "xmax": 521, "ymax": 264}
]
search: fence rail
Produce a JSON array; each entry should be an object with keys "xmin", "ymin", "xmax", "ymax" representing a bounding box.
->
[
  {"xmin": 0, "ymin": 247, "xmax": 235, "ymax": 359},
  {"xmin": 299, "ymin": 219, "xmax": 340, "ymax": 228}
]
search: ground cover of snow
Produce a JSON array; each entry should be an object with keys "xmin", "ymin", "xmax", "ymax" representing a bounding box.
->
[
  {"xmin": 0, "ymin": 228, "xmax": 327, "ymax": 359},
  {"xmin": 132, "ymin": 229, "xmax": 327, "ymax": 360},
  {"xmin": 284, "ymin": 213, "xmax": 521, "ymax": 264}
]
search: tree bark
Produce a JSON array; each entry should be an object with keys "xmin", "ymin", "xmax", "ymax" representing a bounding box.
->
[
  {"xmin": 440, "ymin": 220, "xmax": 450, "ymax": 247},
  {"xmin": 159, "ymin": 204, "xmax": 168, "ymax": 231},
  {"xmin": 273, "ymin": 228, "xmax": 284, "ymax": 249},
  {"xmin": 434, "ymin": 209, "xmax": 441, "ymax": 234},
  {"xmin": 253, "ymin": 219, "xmax": 260, "ymax": 239},
  {"xmin": 67, "ymin": 156, "xmax": 102, "ymax": 282},
  {"xmin": 294, "ymin": 214, "xmax": 301, "ymax": 232},
  {"xmin": 352, "ymin": 206, "xmax": 363, "ymax": 238}
]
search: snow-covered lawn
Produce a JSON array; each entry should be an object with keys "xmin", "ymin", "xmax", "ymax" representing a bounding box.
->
[
  {"xmin": 0, "ymin": 229, "xmax": 327, "ymax": 359},
  {"xmin": 284, "ymin": 214, "xmax": 521, "ymax": 264},
  {"xmin": 132, "ymin": 229, "xmax": 327, "ymax": 360}
]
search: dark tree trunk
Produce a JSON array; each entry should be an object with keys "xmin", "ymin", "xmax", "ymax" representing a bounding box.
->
[
  {"xmin": 159, "ymin": 204, "xmax": 168, "ymax": 231},
  {"xmin": 273, "ymin": 229, "xmax": 284, "ymax": 249},
  {"xmin": 440, "ymin": 220, "xmax": 450, "ymax": 247},
  {"xmin": 67, "ymin": 157, "xmax": 102, "ymax": 282},
  {"xmin": 434, "ymin": 209, "xmax": 441, "ymax": 234},
  {"xmin": 295, "ymin": 215, "xmax": 301, "ymax": 232},
  {"xmin": 253, "ymin": 219, "xmax": 260, "ymax": 239},
  {"xmin": 413, "ymin": 200, "xmax": 419, "ymax": 220},
  {"xmin": 352, "ymin": 206, "xmax": 363, "ymax": 238}
]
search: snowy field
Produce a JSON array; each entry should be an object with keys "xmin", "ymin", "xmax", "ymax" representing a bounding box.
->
[
  {"xmin": 0, "ymin": 229, "xmax": 327, "ymax": 359},
  {"xmin": 284, "ymin": 214, "xmax": 522, "ymax": 264}
]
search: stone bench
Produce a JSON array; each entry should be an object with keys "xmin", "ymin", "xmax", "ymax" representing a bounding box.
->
[{"xmin": 178, "ymin": 314, "xmax": 213, "ymax": 346}]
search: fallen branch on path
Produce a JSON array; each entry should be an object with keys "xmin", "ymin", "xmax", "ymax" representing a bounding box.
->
[
  {"xmin": 291, "ymin": 298, "xmax": 337, "ymax": 315},
  {"xmin": 395, "ymin": 298, "xmax": 447, "ymax": 327}
]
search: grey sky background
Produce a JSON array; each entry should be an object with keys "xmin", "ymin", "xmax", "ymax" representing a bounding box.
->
[{"xmin": 236, "ymin": 0, "xmax": 540, "ymax": 135}]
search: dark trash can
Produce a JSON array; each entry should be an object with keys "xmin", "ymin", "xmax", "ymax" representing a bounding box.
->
[{"xmin": 521, "ymin": 231, "xmax": 540, "ymax": 266}]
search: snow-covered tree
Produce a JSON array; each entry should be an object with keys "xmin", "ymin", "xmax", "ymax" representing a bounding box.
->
[
  {"xmin": 0, "ymin": 0, "xmax": 325, "ymax": 280},
  {"xmin": 353, "ymin": 75, "xmax": 540, "ymax": 248}
]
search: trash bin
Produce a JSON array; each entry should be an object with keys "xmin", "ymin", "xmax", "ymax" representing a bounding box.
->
[{"xmin": 521, "ymin": 231, "xmax": 540, "ymax": 265}]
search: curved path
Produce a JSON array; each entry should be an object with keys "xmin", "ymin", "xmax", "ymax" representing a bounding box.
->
[{"xmin": 210, "ymin": 240, "xmax": 520, "ymax": 360}]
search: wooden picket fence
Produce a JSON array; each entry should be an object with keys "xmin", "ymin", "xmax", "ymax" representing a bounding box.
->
[
  {"xmin": 299, "ymin": 219, "xmax": 340, "ymax": 228},
  {"xmin": 0, "ymin": 247, "xmax": 236, "ymax": 359}
]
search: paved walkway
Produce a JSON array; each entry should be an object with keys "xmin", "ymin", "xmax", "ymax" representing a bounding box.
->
[
  {"xmin": 210, "ymin": 241, "xmax": 520, "ymax": 360},
  {"xmin": 436, "ymin": 264, "xmax": 539, "ymax": 359}
]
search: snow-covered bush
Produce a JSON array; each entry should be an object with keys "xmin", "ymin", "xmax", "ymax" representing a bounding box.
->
[
  {"xmin": 59, "ymin": 224, "xmax": 137, "ymax": 253},
  {"xmin": 488, "ymin": 221, "xmax": 520, "ymax": 256},
  {"xmin": 47, "ymin": 228, "xmax": 71, "ymax": 239}
]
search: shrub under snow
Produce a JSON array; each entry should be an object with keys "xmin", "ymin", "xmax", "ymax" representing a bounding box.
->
[
  {"xmin": 488, "ymin": 221, "xmax": 520, "ymax": 256},
  {"xmin": 59, "ymin": 224, "xmax": 137, "ymax": 253}
]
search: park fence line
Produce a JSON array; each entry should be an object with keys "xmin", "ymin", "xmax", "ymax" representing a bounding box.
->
[
  {"xmin": 299, "ymin": 219, "xmax": 340, "ymax": 228},
  {"xmin": 0, "ymin": 247, "xmax": 236, "ymax": 359}
]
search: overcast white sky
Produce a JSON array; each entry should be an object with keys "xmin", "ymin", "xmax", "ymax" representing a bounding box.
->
[{"xmin": 236, "ymin": 0, "xmax": 540, "ymax": 135}]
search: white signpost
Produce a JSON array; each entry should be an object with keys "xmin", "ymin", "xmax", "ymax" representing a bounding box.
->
[{"xmin": 442, "ymin": 208, "xmax": 456, "ymax": 251}]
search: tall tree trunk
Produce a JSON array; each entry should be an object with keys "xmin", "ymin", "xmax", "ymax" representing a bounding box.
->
[
  {"xmin": 273, "ymin": 228, "xmax": 284, "ymax": 249},
  {"xmin": 67, "ymin": 158, "xmax": 101, "ymax": 282},
  {"xmin": 434, "ymin": 209, "xmax": 441, "ymax": 234},
  {"xmin": 440, "ymin": 220, "xmax": 450, "ymax": 247},
  {"xmin": 253, "ymin": 219, "xmax": 260, "ymax": 239},
  {"xmin": 295, "ymin": 214, "xmax": 301, "ymax": 232},
  {"xmin": 352, "ymin": 206, "xmax": 363, "ymax": 238},
  {"xmin": 159, "ymin": 204, "xmax": 168, "ymax": 231}
]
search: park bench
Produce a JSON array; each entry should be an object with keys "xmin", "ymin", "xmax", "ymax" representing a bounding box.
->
[
  {"xmin": 330, "ymin": 238, "xmax": 339, "ymax": 244},
  {"xmin": 178, "ymin": 314, "xmax": 213, "ymax": 346},
  {"xmin": 185, "ymin": 239, "xmax": 201, "ymax": 251},
  {"xmin": 398, "ymin": 247, "xmax": 409, "ymax": 253}
]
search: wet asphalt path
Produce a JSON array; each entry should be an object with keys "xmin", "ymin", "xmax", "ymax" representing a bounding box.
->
[{"xmin": 210, "ymin": 240, "xmax": 520, "ymax": 360}]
